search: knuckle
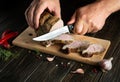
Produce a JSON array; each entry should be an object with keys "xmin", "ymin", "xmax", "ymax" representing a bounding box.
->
[{"xmin": 81, "ymin": 14, "xmax": 87, "ymax": 20}]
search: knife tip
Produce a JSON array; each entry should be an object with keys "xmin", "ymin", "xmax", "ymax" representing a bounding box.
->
[
  {"xmin": 32, "ymin": 37, "xmax": 47, "ymax": 41},
  {"xmin": 32, "ymin": 38, "xmax": 39, "ymax": 41}
]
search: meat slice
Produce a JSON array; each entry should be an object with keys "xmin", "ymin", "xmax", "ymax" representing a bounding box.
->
[
  {"xmin": 41, "ymin": 33, "xmax": 74, "ymax": 47},
  {"xmin": 82, "ymin": 43, "xmax": 105, "ymax": 56},
  {"xmin": 62, "ymin": 40, "xmax": 90, "ymax": 54},
  {"xmin": 48, "ymin": 18, "xmax": 64, "ymax": 32},
  {"xmin": 52, "ymin": 33, "xmax": 74, "ymax": 44},
  {"xmin": 40, "ymin": 40, "xmax": 54, "ymax": 47}
]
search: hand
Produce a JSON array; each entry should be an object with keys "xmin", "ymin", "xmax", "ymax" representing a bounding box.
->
[
  {"xmin": 25, "ymin": 0, "xmax": 61, "ymax": 29},
  {"xmin": 68, "ymin": 1, "xmax": 110, "ymax": 35}
]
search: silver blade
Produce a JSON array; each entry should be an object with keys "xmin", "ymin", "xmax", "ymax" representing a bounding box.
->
[{"xmin": 33, "ymin": 25, "xmax": 69, "ymax": 41}]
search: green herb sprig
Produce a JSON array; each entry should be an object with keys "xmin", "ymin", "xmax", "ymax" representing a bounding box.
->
[{"xmin": 0, "ymin": 47, "xmax": 14, "ymax": 61}]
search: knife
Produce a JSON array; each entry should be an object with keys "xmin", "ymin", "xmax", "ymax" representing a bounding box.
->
[{"xmin": 33, "ymin": 25, "xmax": 73, "ymax": 41}]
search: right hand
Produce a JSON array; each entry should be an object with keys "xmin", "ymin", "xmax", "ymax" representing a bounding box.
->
[
  {"xmin": 68, "ymin": 1, "xmax": 110, "ymax": 35},
  {"xmin": 25, "ymin": 0, "xmax": 61, "ymax": 29}
]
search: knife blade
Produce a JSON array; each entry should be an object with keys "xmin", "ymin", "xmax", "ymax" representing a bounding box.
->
[{"xmin": 33, "ymin": 25, "xmax": 73, "ymax": 41}]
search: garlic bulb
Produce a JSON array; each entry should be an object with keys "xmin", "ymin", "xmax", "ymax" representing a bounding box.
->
[{"xmin": 98, "ymin": 57, "xmax": 113, "ymax": 72}]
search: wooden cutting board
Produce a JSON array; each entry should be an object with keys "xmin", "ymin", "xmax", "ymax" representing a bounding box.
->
[{"xmin": 12, "ymin": 27, "xmax": 111, "ymax": 65}]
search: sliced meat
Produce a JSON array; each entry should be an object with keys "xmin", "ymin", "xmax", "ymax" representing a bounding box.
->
[
  {"xmin": 62, "ymin": 40, "xmax": 90, "ymax": 54},
  {"xmin": 48, "ymin": 17, "xmax": 64, "ymax": 32},
  {"xmin": 41, "ymin": 33, "xmax": 74, "ymax": 47},
  {"xmin": 40, "ymin": 40, "xmax": 54, "ymax": 47},
  {"xmin": 52, "ymin": 33, "xmax": 74, "ymax": 44},
  {"xmin": 82, "ymin": 43, "xmax": 105, "ymax": 56}
]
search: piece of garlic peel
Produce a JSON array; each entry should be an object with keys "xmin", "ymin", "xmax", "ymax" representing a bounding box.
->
[{"xmin": 71, "ymin": 68, "xmax": 84, "ymax": 74}]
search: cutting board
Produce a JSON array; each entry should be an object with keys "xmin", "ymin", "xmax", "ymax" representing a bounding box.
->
[{"xmin": 12, "ymin": 27, "xmax": 111, "ymax": 65}]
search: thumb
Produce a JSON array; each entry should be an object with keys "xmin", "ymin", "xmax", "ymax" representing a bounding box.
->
[{"xmin": 67, "ymin": 12, "xmax": 76, "ymax": 24}]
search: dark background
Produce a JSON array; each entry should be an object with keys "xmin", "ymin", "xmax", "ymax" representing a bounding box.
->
[{"xmin": 0, "ymin": 0, "xmax": 95, "ymax": 24}]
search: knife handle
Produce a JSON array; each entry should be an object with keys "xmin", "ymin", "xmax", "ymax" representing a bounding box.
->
[{"xmin": 68, "ymin": 25, "xmax": 74, "ymax": 33}]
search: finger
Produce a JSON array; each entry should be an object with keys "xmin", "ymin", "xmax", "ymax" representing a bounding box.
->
[
  {"xmin": 67, "ymin": 12, "xmax": 76, "ymax": 25},
  {"xmin": 33, "ymin": 3, "xmax": 47, "ymax": 29},
  {"xmin": 54, "ymin": 9, "xmax": 61, "ymax": 18},
  {"xmin": 80, "ymin": 22, "xmax": 88, "ymax": 35},
  {"xmin": 92, "ymin": 27, "xmax": 100, "ymax": 33},
  {"xmin": 26, "ymin": 6, "xmax": 36, "ymax": 28},
  {"xmin": 87, "ymin": 27, "xmax": 96, "ymax": 33},
  {"xmin": 88, "ymin": 24, "xmax": 100, "ymax": 33},
  {"xmin": 25, "ymin": 7, "xmax": 31, "ymax": 26},
  {"xmin": 25, "ymin": 6, "xmax": 33, "ymax": 27},
  {"xmin": 87, "ymin": 24, "xmax": 94, "ymax": 33},
  {"xmin": 25, "ymin": 1, "xmax": 36, "ymax": 28},
  {"xmin": 86, "ymin": 21, "xmax": 98, "ymax": 33},
  {"xmin": 87, "ymin": 28, "xmax": 94, "ymax": 33},
  {"xmin": 73, "ymin": 17, "xmax": 84, "ymax": 34}
]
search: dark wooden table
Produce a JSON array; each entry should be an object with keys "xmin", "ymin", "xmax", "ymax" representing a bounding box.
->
[{"xmin": 0, "ymin": 1, "xmax": 120, "ymax": 82}]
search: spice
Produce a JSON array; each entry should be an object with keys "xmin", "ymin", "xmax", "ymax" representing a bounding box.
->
[
  {"xmin": 0, "ymin": 29, "xmax": 18, "ymax": 48},
  {"xmin": 55, "ymin": 64, "xmax": 58, "ymax": 67}
]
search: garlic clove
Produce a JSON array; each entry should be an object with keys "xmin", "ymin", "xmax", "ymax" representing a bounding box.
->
[
  {"xmin": 46, "ymin": 56, "xmax": 55, "ymax": 62},
  {"xmin": 99, "ymin": 57, "xmax": 113, "ymax": 72}
]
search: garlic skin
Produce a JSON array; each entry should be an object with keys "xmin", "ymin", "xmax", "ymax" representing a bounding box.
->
[
  {"xmin": 98, "ymin": 57, "xmax": 113, "ymax": 72},
  {"xmin": 71, "ymin": 68, "xmax": 84, "ymax": 74}
]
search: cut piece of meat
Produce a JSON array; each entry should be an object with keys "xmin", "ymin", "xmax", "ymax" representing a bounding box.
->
[
  {"xmin": 40, "ymin": 40, "xmax": 54, "ymax": 47},
  {"xmin": 35, "ymin": 11, "xmax": 64, "ymax": 36},
  {"xmin": 47, "ymin": 17, "xmax": 64, "ymax": 32},
  {"xmin": 81, "ymin": 52, "xmax": 93, "ymax": 57},
  {"xmin": 41, "ymin": 33, "xmax": 74, "ymax": 47},
  {"xmin": 62, "ymin": 40, "xmax": 90, "ymax": 54},
  {"xmin": 52, "ymin": 33, "xmax": 74, "ymax": 44},
  {"xmin": 39, "ymin": 11, "xmax": 52, "ymax": 26},
  {"xmin": 82, "ymin": 43, "xmax": 105, "ymax": 56},
  {"xmin": 35, "ymin": 11, "xmax": 64, "ymax": 47}
]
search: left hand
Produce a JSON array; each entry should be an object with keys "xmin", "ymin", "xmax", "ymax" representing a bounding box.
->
[
  {"xmin": 67, "ymin": 1, "xmax": 110, "ymax": 35},
  {"xmin": 25, "ymin": 0, "xmax": 61, "ymax": 29}
]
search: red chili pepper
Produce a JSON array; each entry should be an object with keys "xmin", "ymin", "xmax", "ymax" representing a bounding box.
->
[
  {"xmin": 2, "ymin": 41, "xmax": 10, "ymax": 48},
  {"xmin": 1, "ymin": 29, "xmax": 11, "ymax": 38},
  {"xmin": 0, "ymin": 30, "xmax": 18, "ymax": 48}
]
